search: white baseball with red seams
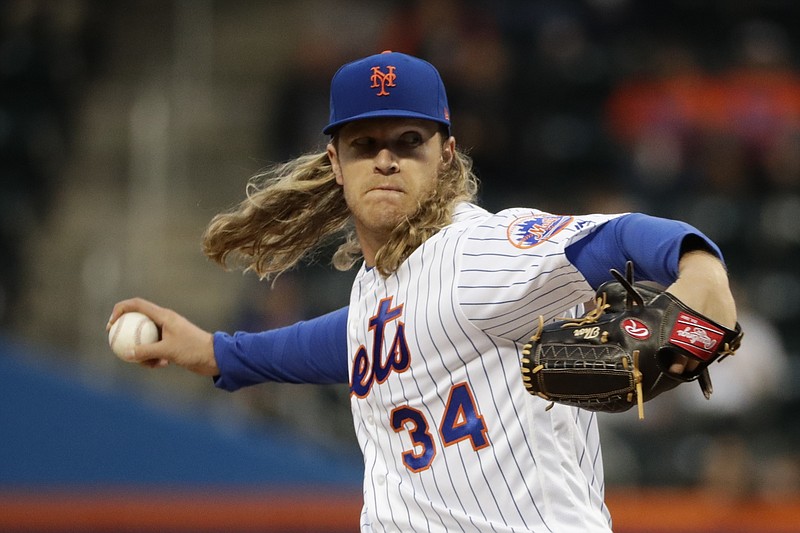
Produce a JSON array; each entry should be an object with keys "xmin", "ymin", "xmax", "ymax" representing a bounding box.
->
[{"xmin": 108, "ymin": 311, "xmax": 160, "ymax": 360}]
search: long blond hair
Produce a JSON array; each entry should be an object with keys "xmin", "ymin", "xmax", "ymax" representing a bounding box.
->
[{"xmin": 203, "ymin": 135, "xmax": 479, "ymax": 279}]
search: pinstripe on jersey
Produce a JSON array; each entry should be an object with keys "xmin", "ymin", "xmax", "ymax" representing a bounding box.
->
[{"xmin": 348, "ymin": 202, "xmax": 618, "ymax": 532}]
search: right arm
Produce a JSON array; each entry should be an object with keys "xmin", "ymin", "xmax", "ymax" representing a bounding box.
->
[
  {"xmin": 107, "ymin": 298, "xmax": 350, "ymax": 388},
  {"xmin": 108, "ymin": 298, "xmax": 218, "ymax": 375},
  {"xmin": 213, "ymin": 306, "xmax": 350, "ymax": 390}
]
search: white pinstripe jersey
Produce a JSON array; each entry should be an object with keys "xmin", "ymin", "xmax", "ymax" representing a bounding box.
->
[{"xmin": 347, "ymin": 202, "xmax": 620, "ymax": 533}]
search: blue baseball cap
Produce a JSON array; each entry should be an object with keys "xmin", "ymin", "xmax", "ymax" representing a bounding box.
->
[{"xmin": 323, "ymin": 51, "xmax": 451, "ymax": 135}]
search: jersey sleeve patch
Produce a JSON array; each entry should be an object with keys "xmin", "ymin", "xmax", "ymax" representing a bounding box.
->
[{"xmin": 506, "ymin": 214, "xmax": 573, "ymax": 249}]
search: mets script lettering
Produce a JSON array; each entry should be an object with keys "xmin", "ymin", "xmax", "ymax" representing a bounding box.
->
[
  {"xmin": 370, "ymin": 65, "xmax": 397, "ymax": 96},
  {"xmin": 351, "ymin": 297, "xmax": 411, "ymax": 397}
]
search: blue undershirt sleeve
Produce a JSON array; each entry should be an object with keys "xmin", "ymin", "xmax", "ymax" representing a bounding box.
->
[
  {"xmin": 565, "ymin": 213, "xmax": 723, "ymax": 290},
  {"xmin": 212, "ymin": 306, "xmax": 350, "ymax": 391}
]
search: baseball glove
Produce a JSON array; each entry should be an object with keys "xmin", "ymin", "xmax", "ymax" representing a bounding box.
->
[{"xmin": 521, "ymin": 262, "xmax": 743, "ymax": 418}]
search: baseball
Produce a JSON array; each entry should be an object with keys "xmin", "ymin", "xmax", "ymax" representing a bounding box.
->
[{"xmin": 108, "ymin": 311, "xmax": 160, "ymax": 360}]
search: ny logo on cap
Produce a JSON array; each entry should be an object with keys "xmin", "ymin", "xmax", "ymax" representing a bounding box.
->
[{"xmin": 370, "ymin": 65, "xmax": 396, "ymax": 96}]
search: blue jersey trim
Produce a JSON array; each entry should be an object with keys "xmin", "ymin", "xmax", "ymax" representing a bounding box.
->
[{"xmin": 565, "ymin": 213, "xmax": 723, "ymax": 290}]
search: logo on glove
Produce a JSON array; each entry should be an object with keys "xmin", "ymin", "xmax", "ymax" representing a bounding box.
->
[
  {"xmin": 675, "ymin": 327, "xmax": 716, "ymax": 349},
  {"xmin": 668, "ymin": 312, "xmax": 724, "ymax": 361},
  {"xmin": 622, "ymin": 318, "xmax": 651, "ymax": 340},
  {"xmin": 573, "ymin": 326, "xmax": 601, "ymax": 340}
]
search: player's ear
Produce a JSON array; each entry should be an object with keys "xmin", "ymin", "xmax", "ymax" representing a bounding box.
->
[
  {"xmin": 327, "ymin": 142, "xmax": 343, "ymax": 185},
  {"xmin": 440, "ymin": 136, "xmax": 455, "ymax": 169}
]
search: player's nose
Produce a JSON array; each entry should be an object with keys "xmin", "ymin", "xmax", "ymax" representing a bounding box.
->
[{"xmin": 374, "ymin": 147, "xmax": 399, "ymax": 175}]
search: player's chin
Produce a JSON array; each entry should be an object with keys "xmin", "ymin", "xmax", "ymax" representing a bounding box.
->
[{"xmin": 362, "ymin": 196, "xmax": 412, "ymax": 223}]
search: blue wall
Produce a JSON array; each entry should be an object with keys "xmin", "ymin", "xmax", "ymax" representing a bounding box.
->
[{"xmin": 0, "ymin": 337, "xmax": 362, "ymax": 488}]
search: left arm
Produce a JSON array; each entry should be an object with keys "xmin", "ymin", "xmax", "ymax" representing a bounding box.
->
[
  {"xmin": 566, "ymin": 213, "xmax": 737, "ymax": 373},
  {"xmin": 566, "ymin": 214, "xmax": 736, "ymax": 323},
  {"xmin": 666, "ymin": 249, "xmax": 737, "ymax": 329},
  {"xmin": 565, "ymin": 213, "xmax": 724, "ymax": 289},
  {"xmin": 664, "ymin": 250, "xmax": 737, "ymax": 373}
]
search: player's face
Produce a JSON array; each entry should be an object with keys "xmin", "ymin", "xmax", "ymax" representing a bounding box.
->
[{"xmin": 327, "ymin": 118, "xmax": 454, "ymax": 262}]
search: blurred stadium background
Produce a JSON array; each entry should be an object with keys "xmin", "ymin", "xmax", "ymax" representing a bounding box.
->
[{"xmin": 2, "ymin": 0, "xmax": 799, "ymax": 531}]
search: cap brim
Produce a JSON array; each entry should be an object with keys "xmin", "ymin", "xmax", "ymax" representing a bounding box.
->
[{"xmin": 323, "ymin": 109, "xmax": 450, "ymax": 135}]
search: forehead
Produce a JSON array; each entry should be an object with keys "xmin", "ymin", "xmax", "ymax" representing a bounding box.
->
[{"xmin": 336, "ymin": 117, "xmax": 440, "ymax": 138}]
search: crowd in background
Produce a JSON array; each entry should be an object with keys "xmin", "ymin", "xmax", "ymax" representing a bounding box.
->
[
  {"xmin": 2, "ymin": 0, "xmax": 799, "ymax": 494},
  {"xmin": 0, "ymin": 1, "xmax": 97, "ymax": 325},
  {"xmin": 270, "ymin": 0, "xmax": 800, "ymax": 348}
]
